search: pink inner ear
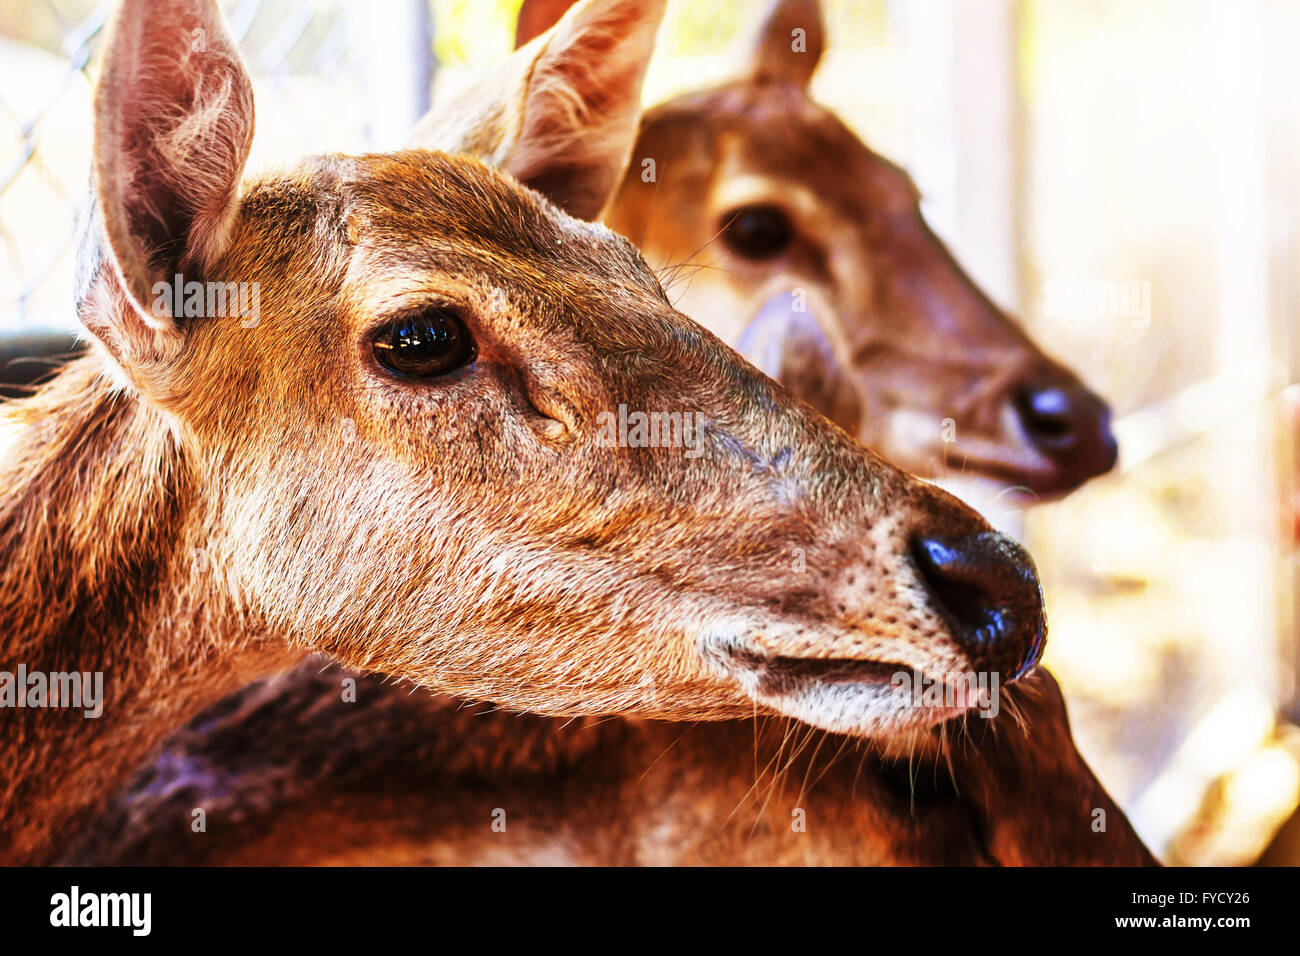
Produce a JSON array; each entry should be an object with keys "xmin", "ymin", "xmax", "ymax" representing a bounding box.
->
[
  {"xmin": 515, "ymin": 25, "xmax": 628, "ymax": 167},
  {"xmin": 95, "ymin": 0, "xmax": 254, "ymax": 309},
  {"xmin": 508, "ymin": 0, "xmax": 663, "ymax": 220}
]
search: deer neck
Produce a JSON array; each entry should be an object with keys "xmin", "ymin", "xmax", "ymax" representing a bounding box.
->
[{"xmin": 0, "ymin": 357, "xmax": 298, "ymax": 863}]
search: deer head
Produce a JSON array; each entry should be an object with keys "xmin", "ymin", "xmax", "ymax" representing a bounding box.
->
[
  {"xmin": 593, "ymin": 0, "xmax": 1118, "ymax": 499},
  {"xmin": 42, "ymin": 0, "xmax": 1048, "ymax": 756}
]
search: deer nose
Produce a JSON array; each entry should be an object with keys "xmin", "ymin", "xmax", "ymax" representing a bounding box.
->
[
  {"xmin": 909, "ymin": 531, "xmax": 1045, "ymax": 681},
  {"xmin": 1012, "ymin": 381, "xmax": 1118, "ymax": 486}
]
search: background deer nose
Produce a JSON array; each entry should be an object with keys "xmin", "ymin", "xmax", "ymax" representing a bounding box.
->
[
  {"xmin": 910, "ymin": 531, "xmax": 1045, "ymax": 680},
  {"xmin": 1013, "ymin": 381, "xmax": 1118, "ymax": 482}
]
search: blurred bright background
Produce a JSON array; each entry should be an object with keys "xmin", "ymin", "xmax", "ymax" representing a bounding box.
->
[{"xmin": 2, "ymin": 0, "xmax": 1298, "ymax": 865}]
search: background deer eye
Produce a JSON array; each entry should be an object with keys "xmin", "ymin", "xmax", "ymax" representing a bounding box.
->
[
  {"xmin": 371, "ymin": 308, "xmax": 476, "ymax": 379},
  {"xmin": 721, "ymin": 205, "xmax": 793, "ymax": 260}
]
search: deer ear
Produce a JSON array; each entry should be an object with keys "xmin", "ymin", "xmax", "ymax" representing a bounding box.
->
[
  {"xmin": 514, "ymin": 0, "xmax": 576, "ymax": 48},
  {"xmin": 77, "ymin": 0, "xmax": 254, "ymax": 380},
  {"xmin": 747, "ymin": 0, "xmax": 825, "ymax": 89},
  {"xmin": 737, "ymin": 290, "xmax": 862, "ymax": 437},
  {"xmin": 411, "ymin": 0, "xmax": 665, "ymax": 221}
]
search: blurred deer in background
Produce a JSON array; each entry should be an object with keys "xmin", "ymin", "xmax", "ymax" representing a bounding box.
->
[
  {"xmin": 605, "ymin": 0, "xmax": 1117, "ymax": 500},
  {"xmin": 64, "ymin": 0, "xmax": 1152, "ymax": 866},
  {"xmin": 0, "ymin": 0, "xmax": 1068, "ymax": 865}
]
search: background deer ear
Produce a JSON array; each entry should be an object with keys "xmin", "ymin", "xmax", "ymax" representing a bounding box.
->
[
  {"xmin": 411, "ymin": 0, "xmax": 665, "ymax": 221},
  {"xmin": 514, "ymin": 0, "xmax": 576, "ymax": 48},
  {"xmin": 737, "ymin": 290, "xmax": 862, "ymax": 437},
  {"xmin": 747, "ymin": 0, "xmax": 825, "ymax": 89},
  {"xmin": 77, "ymin": 0, "xmax": 254, "ymax": 379}
]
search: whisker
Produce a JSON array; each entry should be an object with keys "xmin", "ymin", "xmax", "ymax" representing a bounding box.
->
[{"xmin": 633, "ymin": 725, "xmax": 694, "ymax": 788}]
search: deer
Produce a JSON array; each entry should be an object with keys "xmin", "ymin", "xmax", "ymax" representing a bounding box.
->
[
  {"xmin": 58, "ymin": 0, "xmax": 1154, "ymax": 866},
  {"xmin": 605, "ymin": 0, "xmax": 1118, "ymax": 502},
  {"xmin": 0, "ymin": 0, "xmax": 1081, "ymax": 866}
]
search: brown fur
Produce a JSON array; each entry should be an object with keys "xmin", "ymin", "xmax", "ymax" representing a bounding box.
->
[
  {"xmin": 60, "ymin": 1, "xmax": 1152, "ymax": 868},
  {"xmin": 65, "ymin": 663, "xmax": 1151, "ymax": 865},
  {"xmin": 2, "ymin": 0, "xmax": 1043, "ymax": 864},
  {"xmin": 0, "ymin": 361, "xmax": 298, "ymax": 863}
]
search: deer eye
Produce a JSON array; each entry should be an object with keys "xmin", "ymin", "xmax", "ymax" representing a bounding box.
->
[
  {"xmin": 721, "ymin": 205, "xmax": 793, "ymax": 260},
  {"xmin": 371, "ymin": 308, "xmax": 476, "ymax": 379}
]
